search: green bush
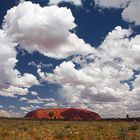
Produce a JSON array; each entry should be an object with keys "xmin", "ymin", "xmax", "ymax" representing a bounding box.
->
[
  {"xmin": 64, "ymin": 123, "xmax": 72, "ymax": 129},
  {"xmin": 54, "ymin": 129, "xmax": 64, "ymax": 139},
  {"xmin": 48, "ymin": 112, "xmax": 54, "ymax": 119},
  {"xmin": 128, "ymin": 122, "xmax": 139, "ymax": 131}
]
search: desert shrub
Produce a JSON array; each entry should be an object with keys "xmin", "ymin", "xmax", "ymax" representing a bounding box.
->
[
  {"xmin": 48, "ymin": 112, "xmax": 54, "ymax": 119},
  {"xmin": 54, "ymin": 129, "xmax": 64, "ymax": 139},
  {"xmin": 18, "ymin": 127, "xmax": 28, "ymax": 131},
  {"xmin": 117, "ymin": 128, "xmax": 127, "ymax": 139},
  {"xmin": 35, "ymin": 136, "xmax": 42, "ymax": 140},
  {"xmin": 1, "ymin": 129, "xmax": 10, "ymax": 138},
  {"xmin": 97, "ymin": 124, "xmax": 104, "ymax": 130},
  {"xmin": 64, "ymin": 123, "xmax": 72, "ymax": 129},
  {"xmin": 128, "ymin": 122, "xmax": 139, "ymax": 131},
  {"xmin": 87, "ymin": 133, "xmax": 95, "ymax": 140}
]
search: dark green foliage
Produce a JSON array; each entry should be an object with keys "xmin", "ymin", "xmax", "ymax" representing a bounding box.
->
[{"xmin": 48, "ymin": 111, "xmax": 54, "ymax": 119}]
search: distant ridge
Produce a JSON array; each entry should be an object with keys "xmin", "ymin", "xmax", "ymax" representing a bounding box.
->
[{"xmin": 24, "ymin": 108, "xmax": 101, "ymax": 121}]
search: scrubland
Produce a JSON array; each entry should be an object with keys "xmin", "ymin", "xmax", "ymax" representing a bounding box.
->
[{"xmin": 0, "ymin": 118, "xmax": 140, "ymax": 140}]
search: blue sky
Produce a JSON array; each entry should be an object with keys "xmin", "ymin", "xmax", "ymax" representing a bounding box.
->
[{"xmin": 0, "ymin": 0, "xmax": 140, "ymax": 118}]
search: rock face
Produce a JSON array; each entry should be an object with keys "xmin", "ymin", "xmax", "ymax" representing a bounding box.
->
[{"xmin": 24, "ymin": 108, "xmax": 101, "ymax": 120}]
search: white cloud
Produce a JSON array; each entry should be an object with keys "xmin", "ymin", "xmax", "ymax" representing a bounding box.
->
[
  {"xmin": 28, "ymin": 61, "xmax": 53, "ymax": 69},
  {"xmin": 28, "ymin": 61, "xmax": 36, "ymax": 67},
  {"xmin": 19, "ymin": 97, "xmax": 28, "ymax": 101},
  {"xmin": 0, "ymin": 86, "xmax": 29, "ymax": 97},
  {"xmin": 95, "ymin": 0, "xmax": 129, "ymax": 8},
  {"xmin": 3, "ymin": 2, "xmax": 93, "ymax": 59},
  {"xmin": 13, "ymin": 73, "xmax": 39, "ymax": 88},
  {"xmin": 1, "ymin": 1, "xmax": 140, "ymax": 117},
  {"xmin": 0, "ymin": 105, "xmax": 3, "ymax": 108},
  {"xmin": 37, "ymin": 96, "xmax": 55, "ymax": 102},
  {"xmin": 31, "ymin": 91, "xmax": 38, "ymax": 96},
  {"xmin": 0, "ymin": 29, "xmax": 39, "ymax": 97},
  {"xmin": 95, "ymin": 0, "xmax": 140, "ymax": 25},
  {"xmin": 44, "ymin": 102, "xmax": 58, "ymax": 107},
  {"xmin": 9, "ymin": 105, "xmax": 16, "ymax": 109},
  {"xmin": 0, "ymin": 29, "xmax": 17, "ymax": 89},
  {"xmin": 0, "ymin": 110, "xmax": 11, "ymax": 117},
  {"xmin": 19, "ymin": 96, "xmax": 57, "ymax": 106},
  {"xmin": 133, "ymin": 75, "xmax": 140, "ymax": 89},
  {"xmin": 0, "ymin": 109, "xmax": 22, "ymax": 118},
  {"xmin": 122, "ymin": 0, "xmax": 140, "ymax": 25},
  {"xmin": 44, "ymin": 61, "xmax": 96, "ymax": 85},
  {"xmin": 49, "ymin": 0, "xmax": 82, "ymax": 6},
  {"xmin": 26, "ymin": 99, "xmax": 44, "ymax": 104},
  {"xmin": 20, "ymin": 0, "xmax": 25, "ymax": 2},
  {"xmin": 20, "ymin": 106, "xmax": 33, "ymax": 111},
  {"xmin": 20, "ymin": 105, "xmax": 41, "ymax": 114},
  {"xmin": 39, "ymin": 26, "xmax": 140, "ymax": 117}
]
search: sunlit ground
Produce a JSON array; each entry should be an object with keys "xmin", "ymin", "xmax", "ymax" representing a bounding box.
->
[{"xmin": 0, "ymin": 118, "xmax": 140, "ymax": 140}]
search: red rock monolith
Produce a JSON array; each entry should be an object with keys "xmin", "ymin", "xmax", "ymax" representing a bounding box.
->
[{"xmin": 24, "ymin": 108, "xmax": 101, "ymax": 120}]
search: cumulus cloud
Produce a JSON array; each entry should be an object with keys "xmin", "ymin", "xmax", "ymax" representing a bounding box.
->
[
  {"xmin": 95, "ymin": 0, "xmax": 129, "ymax": 8},
  {"xmin": 0, "ymin": 110, "xmax": 11, "ymax": 117},
  {"xmin": 26, "ymin": 99, "xmax": 44, "ymax": 104},
  {"xmin": 28, "ymin": 61, "xmax": 53, "ymax": 69},
  {"xmin": 19, "ymin": 97, "xmax": 28, "ymax": 101},
  {"xmin": 49, "ymin": 0, "xmax": 82, "ymax": 6},
  {"xmin": 0, "ymin": 105, "xmax": 3, "ymax": 108},
  {"xmin": 0, "ymin": 29, "xmax": 17, "ymax": 89},
  {"xmin": 0, "ymin": 29, "xmax": 39, "ymax": 97},
  {"xmin": 20, "ymin": 0, "xmax": 25, "ymax": 2},
  {"xmin": 31, "ymin": 91, "xmax": 38, "ymax": 96},
  {"xmin": 13, "ymin": 73, "xmax": 39, "ymax": 88},
  {"xmin": 49, "ymin": 0, "xmax": 140, "ymax": 25},
  {"xmin": 19, "ymin": 96, "xmax": 57, "ymax": 106},
  {"xmin": 1, "ymin": 1, "xmax": 140, "ymax": 118},
  {"xmin": 121, "ymin": 0, "xmax": 140, "ymax": 25},
  {"xmin": 38, "ymin": 26, "xmax": 140, "ymax": 117},
  {"xmin": 95, "ymin": 0, "xmax": 140, "ymax": 25},
  {"xmin": 20, "ymin": 105, "xmax": 40, "ymax": 115},
  {"xmin": 20, "ymin": 106, "xmax": 34, "ymax": 111},
  {"xmin": 133, "ymin": 75, "xmax": 140, "ymax": 89},
  {"xmin": 28, "ymin": 61, "xmax": 36, "ymax": 67},
  {"xmin": 0, "ymin": 86, "xmax": 29, "ymax": 97},
  {"xmin": 3, "ymin": 1, "xmax": 93, "ymax": 59},
  {"xmin": 44, "ymin": 102, "xmax": 58, "ymax": 107},
  {"xmin": 9, "ymin": 105, "xmax": 16, "ymax": 109}
]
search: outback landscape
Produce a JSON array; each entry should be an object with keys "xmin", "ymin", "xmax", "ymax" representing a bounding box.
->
[
  {"xmin": 1, "ymin": 0, "xmax": 140, "ymax": 140},
  {"xmin": 0, "ymin": 117, "xmax": 140, "ymax": 140},
  {"xmin": 0, "ymin": 108, "xmax": 140, "ymax": 140}
]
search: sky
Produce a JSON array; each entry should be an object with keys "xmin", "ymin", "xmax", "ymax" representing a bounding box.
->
[{"xmin": 0, "ymin": 0, "xmax": 140, "ymax": 118}]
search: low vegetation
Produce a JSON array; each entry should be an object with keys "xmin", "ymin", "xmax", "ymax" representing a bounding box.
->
[{"xmin": 0, "ymin": 118, "xmax": 140, "ymax": 140}]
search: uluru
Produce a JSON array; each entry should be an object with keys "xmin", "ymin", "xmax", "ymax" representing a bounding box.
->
[{"xmin": 24, "ymin": 108, "xmax": 101, "ymax": 121}]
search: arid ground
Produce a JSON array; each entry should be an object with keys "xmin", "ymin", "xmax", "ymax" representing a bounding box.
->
[{"xmin": 0, "ymin": 118, "xmax": 140, "ymax": 140}]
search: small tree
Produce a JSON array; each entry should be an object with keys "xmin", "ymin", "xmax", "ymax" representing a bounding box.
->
[
  {"xmin": 126, "ymin": 114, "xmax": 129, "ymax": 119},
  {"xmin": 48, "ymin": 112, "xmax": 54, "ymax": 119}
]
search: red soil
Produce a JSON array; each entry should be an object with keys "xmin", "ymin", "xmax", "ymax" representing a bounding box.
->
[{"xmin": 24, "ymin": 108, "xmax": 101, "ymax": 121}]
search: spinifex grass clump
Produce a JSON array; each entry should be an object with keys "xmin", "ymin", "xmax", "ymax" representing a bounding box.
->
[{"xmin": 128, "ymin": 121, "xmax": 139, "ymax": 131}]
